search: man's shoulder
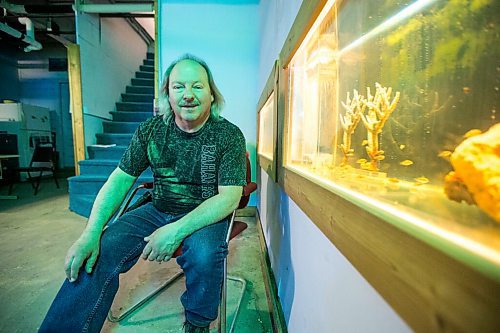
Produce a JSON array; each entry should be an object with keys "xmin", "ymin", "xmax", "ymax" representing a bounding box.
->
[
  {"xmin": 138, "ymin": 114, "xmax": 167, "ymax": 133},
  {"xmin": 213, "ymin": 117, "xmax": 243, "ymax": 136}
]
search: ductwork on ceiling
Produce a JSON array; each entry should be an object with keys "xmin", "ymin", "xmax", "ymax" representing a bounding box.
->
[
  {"xmin": 1, "ymin": 0, "xmax": 154, "ymax": 51},
  {"xmin": 0, "ymin": 16, "xmax": 42, "ymax": 52},
  {"xmin": 1, "ymin": 0, "xmax": 76, "ymax": 51},
  {"xmin": 1, "ymin": 1, "xmax": 46, "ymax": 52},
  {"xmin": 17, "ymin": 17, "xmax": 41, "ymax": 51}
]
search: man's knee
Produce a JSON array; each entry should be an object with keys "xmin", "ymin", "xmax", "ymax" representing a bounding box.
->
[
  {"xmin": 184, "ymin": 241, "xmax": 228, "ymax": 272},
  {"xmin": 97, "ymin": 227, "xmax": 144, "ymax": 271}
]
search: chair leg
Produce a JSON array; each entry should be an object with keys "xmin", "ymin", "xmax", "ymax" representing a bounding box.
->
[
  {"xmin": 52, "ymin": 169, "xmax": 60, "ymax": 188},
  {"xmin": 8, "ymin": 182, "xmax": 13, "ymax": 195},
  {"xmin": 107, "ymin": 270, "xmax": 184, "ymax": 322},
  {"xmin": 219, "ymin": 211, "xmax": 236, "ymax": 333},
  {"xmin": 27, "ymin": 171, "xmax": 35, "ymax": 189},
  {"xmin": 227, "ymin": 275, "xmax": 247, "ymax": 333},
  {"xmin": 218, "ymin": 270, "xmax": 247, "ymax": 333},
  {"xmin": 219, "ymin": 257, "xmax": 228, "ymax": 333},
  {"xmin": 34, "ymin": 171, "xmax": 43, "ymax": 195}
]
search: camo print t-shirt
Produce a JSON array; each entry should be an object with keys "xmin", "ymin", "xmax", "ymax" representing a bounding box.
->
[{"xmin": 118, "ymin": 114, "xmax": 246, "ymax": 214}]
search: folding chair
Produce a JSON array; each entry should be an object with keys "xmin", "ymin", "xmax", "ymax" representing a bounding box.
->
[
  {"xmin": 108, "ymin": 153, "xmax": 257, "ymax": 333},
  {"xmin": 9, "ymin": 143, "xmax": 59, "ymax": 195}
]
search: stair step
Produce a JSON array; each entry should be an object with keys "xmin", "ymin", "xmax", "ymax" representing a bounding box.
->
[
  {"xmin": 116, "ymin": 101, "xmax": 153, "ymax": 112},
  {"xmin": 69, "ymin": 194, "xmax": 95, "ymax": 217},
  {"xmin": 103, "ymin": 121, "xmax": 140, "ymax": 134},
  {"xmin": 96, "ymin": 133, "xmax": 133, "ymax": 146},
  {"xmin": 79, "ymin": 159, "xmax": 154, "ymax": 178},
  {"xmin": 70, "ymin": 50, "xmax": 158, "ymax": 218},
  {"xmin": 139, "ymin": 65, "xmax": 154, "ymax": 73},
  {"xmin": 143, "ymin": 59, "xmax": 154, "ymax": 66},
  {"xmin": 110, "ymin": 111, "xmax": 153, "ymax": 122},
  {"xmin": 131, "ymin": 78, "xmax": 154, "ymax": 87},
  {"xmin": 69, "ymin": 175, "xmax": 107, "ymax": 196},
  {"xmin": 79, "ymin": 159, "xmax": 119, "ymax": 175},
  {"xmin": 88, "ymin": 145, "xmax": 127, "ymax": 160},
  {"xmin": 126, "ymin": 85, "xmax": 154, "ymax": 94},
  {"xmin": 69, "ymin": 174, "xmax": 154, "ymax": 196},
  {"xmin": 136, "ymin": 71, "xmax": 154, "ymax": 79},
  {"xmin": 69, "ymin": 181, "xmax": 153, "ymax": 218},
  {"xmin": 121, "ymin": 93, "xmax": 154, "ymax": 103}
]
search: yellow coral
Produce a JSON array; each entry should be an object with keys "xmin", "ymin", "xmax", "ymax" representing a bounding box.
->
[{"xmin": 449, "ymin": 123, "xmax": 500, "ymax": 222}]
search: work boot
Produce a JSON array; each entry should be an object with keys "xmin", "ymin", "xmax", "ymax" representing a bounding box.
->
[{"xmin": 183, "ymin": 321, "xmax": 209, "ymax": 333}]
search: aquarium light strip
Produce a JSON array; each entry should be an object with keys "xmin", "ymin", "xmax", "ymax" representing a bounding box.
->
[
  {"xmin": 338, "ymin": 0, "xmax": 437, "ymax": 57},
  {"xmin": 291, "ymin": 0, "xmax": 338, "ymax": 66},
  {"xmin": 287, "ymin": 166, "xmax": 500, "ymax": 273}
]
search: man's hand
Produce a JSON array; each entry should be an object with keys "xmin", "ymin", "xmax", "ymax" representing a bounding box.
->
[
  {"xmin": 64, "ymin": 232, "xmax": 100, "ymax": 282},
  {"xmin": 142, "ymin": 223, "xmax": 183, "ymax": 262}
]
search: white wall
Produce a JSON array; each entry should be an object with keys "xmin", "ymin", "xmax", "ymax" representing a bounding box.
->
[
  {"xmin": 136, "ymin": 17, "xmax": 155, "ymax": 40},
  {"xmin": 159, "ymin": 1, "xmax": 259, "ymax": 205},
  {"xmin": 77, "ymin": 13, "xmax": 149, "ymax": 148},
  {"xmin": 258, "ymin": 1, "xmax": 412, "ymax": 332}
]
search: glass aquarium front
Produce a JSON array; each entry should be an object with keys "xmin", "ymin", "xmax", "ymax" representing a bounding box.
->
[
  {"xmin": 258, "ymin": 92, "xmax": 275, "ymax": 161},
  {"xmin": 286, "ymin": 0, "xmax": 499, "ymax": 266}
]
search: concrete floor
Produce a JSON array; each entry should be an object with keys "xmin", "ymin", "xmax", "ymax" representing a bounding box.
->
[{"xmin": 0, "ymin": 178, "xmax": 274, "ymax": 333}]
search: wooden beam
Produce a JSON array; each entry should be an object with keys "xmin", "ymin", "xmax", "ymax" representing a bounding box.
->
[
  {"xmin": 276, "ymin": 65, "xmax": 289, "ymax": 187},
  {"xmin": 66, "ymin": 44, "xmax": 85, "ymax": 175}
]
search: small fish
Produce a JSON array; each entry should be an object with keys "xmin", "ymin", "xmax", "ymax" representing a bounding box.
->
[
  {"xmin": 414, "ymin": 176, "xmax": 429, "ymax": 184},
  {"xmin": 462, "ymin": 87, "xmax": 471, "ymax": 94},
  {"xmin": 400, "ymin": 159, "xmax": 414, "ymax": 166},
  {"xmin": 356, "ymin": 158, "xmax": 367, "ymax": 164},
  {"xmin": 362, "ymin": 140, "xmax": 368, "ymax": 146},
  {"xmin": 360, "ymin": 163, "xmax": 372, "ymax": 170},
  {"xmin": 387, "ymin": 184, "xmax": 401, "ymax": 190},
  {"xmin": 388, "ymin": 178, "xmax": 400, "ymax": 183},
  {"xmin": 399, "ymin": 144, "xmax": 406, "ymax": 150},
  {"xmin": 463, "ymin": 129, "xmax": 482, "ymax": 138},
  {"xmin": 438, "ymin": 150, "xmax": 452, "ymax": 158}
]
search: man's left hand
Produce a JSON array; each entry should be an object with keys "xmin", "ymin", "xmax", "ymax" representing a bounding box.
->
[{"xmin": 142, "ymin": 223, "xmax": 183, "ymax": 262}]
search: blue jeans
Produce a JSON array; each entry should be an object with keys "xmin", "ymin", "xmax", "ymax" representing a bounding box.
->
[{"xmin": 39, "ymin": 203, "xmax": 230, "ymax": 332}]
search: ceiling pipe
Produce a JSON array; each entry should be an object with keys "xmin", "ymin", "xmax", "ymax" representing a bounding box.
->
[
  {"xmin": 74, "ymin": 3, "xmax": 154, "ymax": 14},
  {"xmin": 0, "ymin": 0, "xmax": 73, "ymax": 14},
  {"xmin": 0, "ymin": 0, "xmax": 26, "ymax": 14},
  {"xmin": 18, "ymin": 17, "xmax": 42, "ymax": 52},
  {"xmin": 0, "ymin": 20, "xmax": 42, "ymax": 52},
  {"xmin": 18, "ymin": 17, "xmax": 34, "ymax": 39}
]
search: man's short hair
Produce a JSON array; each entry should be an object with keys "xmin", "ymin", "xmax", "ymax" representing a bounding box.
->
[{"xmin": 158, "ymin": 54, "xmax": 225, "ymax": 122}]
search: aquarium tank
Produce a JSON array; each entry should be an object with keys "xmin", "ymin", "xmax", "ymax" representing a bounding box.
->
[
  {"xmin": 285, "ymin": 0, "xmax": 499, "ymax": 256},
  {"xmin": 258, "ymin": 91, "xmax": 275, "ymax": 161}
]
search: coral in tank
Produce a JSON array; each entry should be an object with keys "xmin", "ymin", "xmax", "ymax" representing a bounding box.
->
[
  {"xmin": 339, "ymin": 89, "xmax": 365, "ymax": 166},
  {"xmin": 360, "ymin": 83, "xmax": 400, "ymax": 171},
  {"xmin": 444, "ymin": 123, "xmax": 500, "ymax": 223}
]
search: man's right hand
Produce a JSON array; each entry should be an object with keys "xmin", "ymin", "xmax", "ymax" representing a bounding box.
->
[{"xmin": 64, "ymin": 232, "xmax": 100, "ymax": 283}]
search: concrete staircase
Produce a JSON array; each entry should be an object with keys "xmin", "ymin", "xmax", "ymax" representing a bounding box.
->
[{"xmin": 69, "ymin": 52, "xmax": 155, "ymax": 217}]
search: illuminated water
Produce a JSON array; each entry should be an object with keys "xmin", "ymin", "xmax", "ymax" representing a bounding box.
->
[{"xmin": 286, "ymin": 0, "xmax": 499, "ymax": 233}]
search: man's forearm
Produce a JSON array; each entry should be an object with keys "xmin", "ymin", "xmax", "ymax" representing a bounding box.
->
[
  {"xmin": 83, "ymin": 168, "xmax": 137, "ymax": 237},
  {"xmin": 173, "ymin": 188, "xmax": 241, "ymax": 240}
]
